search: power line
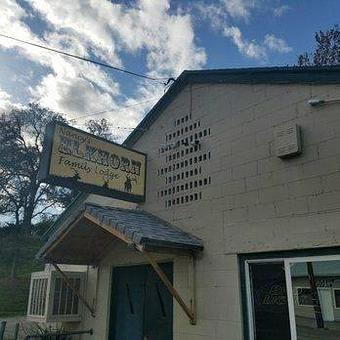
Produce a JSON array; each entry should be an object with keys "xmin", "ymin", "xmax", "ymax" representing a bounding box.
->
[
  {"xmin": 69, "ymin": 84, "xmax": 214, "ymax": 131},
  {"xmin": 75, "ymin": 124, "xmax": 147, "ymax": 132},
  {"xmin": 0, "ymin": 33, "xmax": 171, "ymax": 84},
  {"xmin": 68, "ymin": 97, "xmax": 158, "ymax": 121},
  {"xmin": 110, "ymin": 126, "xmax": 147, "ymax": 131},
  {"xmin": 68, "ymin": 84, "xmax": 216, "ymax": 125}
]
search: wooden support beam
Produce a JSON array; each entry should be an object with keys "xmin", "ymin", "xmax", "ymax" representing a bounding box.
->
[
  {"xmin": 44, "ymin": 213, "xmax": 84, "ymax": 258},
  {"xmin": 51, "ymin": 262, "xmax": 96, "ymax": 318},
  {"xmin": 83, "ymin": 212, "xmax": 133, "ymax": 245},
  {"xmin": 188, "ymin": 255, "xmax": 197, "ymax": 325},
  {"xmin": 141, "ymin": 250, "xmax": 196, "ymax": 325}
]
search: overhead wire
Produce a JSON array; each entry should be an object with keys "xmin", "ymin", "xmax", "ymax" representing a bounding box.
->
[
  {"xmin": 3, "ymin": 33, "xmax": 271, "ymax": 134},
  {"xmin": 0, "ymin": 33, "xmax": 172, "ymax": 85},
  {"xmin": 0, "ymin": 33, "xmax": 175, "ymax": 132},
  {"xmin": 68, "ymin": 97, "xmax": 159, "ymax": 121}
]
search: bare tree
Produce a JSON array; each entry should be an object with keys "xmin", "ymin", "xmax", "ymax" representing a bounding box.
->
[
  {"xmin": 0, "ymin": 105, "xmax": 116, "ymax": 281},
  {"xmin": 0, "ymin": 103, "xmax": 77, "ymax": 233},
  {"xmin": 85, "ymin": 118, "xmax": 116, "ymax": 141},
  {"xmin": 298, "ymin": 24, "xmax": 340, "ymax": 66}
]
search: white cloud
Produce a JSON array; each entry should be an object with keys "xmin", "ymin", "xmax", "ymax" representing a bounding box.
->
[
  {"xmin": 0, "ymin": 0, "xmax": 38, "ymax": 64},
  {"xmin": 0, "ymin": 0, "xmax": 292, "ymax": 134},
  {"xmin": 196, "ymin": 1, "xmax": 266, "ymax": 60},
  {"xmin": 0, "ymin": 89, "xmax": 14, "ymax": 112},
  {"xmin": 0, "ymin": 88, "xmax": 22, "ymax": 113},
  {"xmin": 28, "ymin": 0, "xmax": 206, "ymax": 77},
  {"xmin": 222, "ymin": 0, "xmax": 256, "ymax": 20},
  {"xmin": 223, "ymin": 26, "xmax": 266, "ymax": 59},
  {"xmin": 30, "ymin": 73, "xmax": 116, "ymax": 115},
  {"xmin": 273, "ymin": 4, "xmax": 290, "ymax": 17},
  {"xmin": 28, "ymin": 0, "xmax": 122, "ymax": 66},
  {"xmin": 0, "ymin": 0, "xmax": 207, "ymax": 139},
  {"xmin": 223, "ymin": 31, "xmax": 292, "ymax": 59},
  {"xmin": 196, "ymin": 0, "xmax": 256, "ymax": 26},
  {"xmin": 196, "ymin": 1, "xmax": 292, "ymax": 61},
  {"xmin": 195, "ymin": 2, "xmax": 229, "ymax": 30},
  {"xmin": 264, "ymin": 34, "xmax": 292, "ymax": 53}
]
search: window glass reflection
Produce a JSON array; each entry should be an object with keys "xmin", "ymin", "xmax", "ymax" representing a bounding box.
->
[
  {"xmin": 249, "ymin": 262, "xmax": 291, "ymax": 340},
  {"xmin": 290, "ymin": 260, "xmax": 340, "ymax": 339}
]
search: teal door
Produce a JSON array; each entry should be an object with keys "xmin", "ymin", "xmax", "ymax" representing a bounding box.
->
[{"xmin": 109, "ymin": 263, "xmax": 173, "ymax": 340}]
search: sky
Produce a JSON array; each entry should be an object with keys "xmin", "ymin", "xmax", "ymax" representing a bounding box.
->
[{"xmin": 0, "ymin": 0, "xmax": 339, "ymax": 140}]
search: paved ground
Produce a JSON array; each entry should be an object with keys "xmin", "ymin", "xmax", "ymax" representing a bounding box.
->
[{"xmin": 297, "ymin": 316, "xmax": 340, "ymax": 340}]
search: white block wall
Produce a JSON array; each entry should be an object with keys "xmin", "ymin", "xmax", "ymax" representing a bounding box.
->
[{"xmin": 75, "ymin": 82, "xmax": 340, "ymax": 340}]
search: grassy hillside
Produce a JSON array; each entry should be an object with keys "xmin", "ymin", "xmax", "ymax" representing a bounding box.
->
[{"xmin": 0, "ymin": 232, "xmax": 44, "ymax": 317}]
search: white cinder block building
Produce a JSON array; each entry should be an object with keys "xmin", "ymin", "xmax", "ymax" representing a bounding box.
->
[{"xmin": 29, "ymin": 66, "xmax": 340, "ymax": 340}]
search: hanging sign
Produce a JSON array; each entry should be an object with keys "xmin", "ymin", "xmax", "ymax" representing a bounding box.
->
[{"xmin": 38, "ymin": 122, "xmax": 146, "ymax": 202}]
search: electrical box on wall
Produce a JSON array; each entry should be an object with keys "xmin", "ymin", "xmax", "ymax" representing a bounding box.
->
[{"xmin": 275, "ymin": 122, "xmax": 302, "ymax": 158}]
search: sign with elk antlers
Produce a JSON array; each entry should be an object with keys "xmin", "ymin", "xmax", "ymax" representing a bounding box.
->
[{"xmin": 38, "ymin": 121, "xmax": 146, "ymax": 202}]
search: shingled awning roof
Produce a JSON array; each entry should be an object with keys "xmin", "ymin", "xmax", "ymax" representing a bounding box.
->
[
  {"xmin": 38, "ymin": 203, "xmax": 203, "ymax": 265},
  {"xmin": 86, "ymin": 204, "xmax": 203, "ymax": 251}
]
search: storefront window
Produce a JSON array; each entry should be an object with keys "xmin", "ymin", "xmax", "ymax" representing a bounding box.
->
[
  {"xmin": 247, "ymin": 262, "xmax": 291, "ymax": 340},
  {"xmin": 288, "ymin": 259, "xmax": 340, "ymax": 340},
  {"xmin": 246, "ymin": 256, "xmax": 340, "ymax": 340}
]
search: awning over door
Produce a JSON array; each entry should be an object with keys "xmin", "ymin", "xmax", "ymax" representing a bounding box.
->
[{"xmin": 37, "ymin": 203, "xmax": 203, "ymax": 265}]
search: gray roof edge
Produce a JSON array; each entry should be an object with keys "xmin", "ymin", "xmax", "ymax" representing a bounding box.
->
[
  {"xmin": 85, "ymin": 203, "xmax": 204, "ymax": 244},
  {"xmin": 38, "ymin": 203, "xmax": 203, "ymax": 260},
  {"xmin": 124, "ymin": 65, "xmax": 340, "ymax": 147},
  {"xmin": 139, "ymin": 237, "xmax": 204, "ymax": 252},
  {"xmin": 137, "ymin": 208, "xmax": 204, "ymax": 243}
]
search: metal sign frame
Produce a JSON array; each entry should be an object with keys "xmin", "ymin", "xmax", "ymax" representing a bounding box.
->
[{"xmin": 38, "ymin": 121, "xmax": 147, "ymax": 203}]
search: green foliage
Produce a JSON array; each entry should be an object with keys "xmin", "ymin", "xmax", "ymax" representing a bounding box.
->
[
  {"xmin": 0, "ymin": 277, "xmax": 31, "ymax": 317},
  {"xmin": 298, "ymin": 24, "xmax": 340, "ymax": 66},
  {"xmin": 0, "ymin": 232, "xmax": 43, "ymax": 317}
]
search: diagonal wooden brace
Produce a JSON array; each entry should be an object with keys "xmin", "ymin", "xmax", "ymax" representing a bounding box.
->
[
  {"xmin": 140, "ymin": 250, "xmax": 197, "ymax": 325},
  {"xmin": 51, "ymin": 262, "xmax": 96, "ymax": 318}
]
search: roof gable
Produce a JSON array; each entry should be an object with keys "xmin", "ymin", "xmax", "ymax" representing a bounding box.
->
[{"xmin": 124, "ymin": 65, "xmax": 340, "ymax": 147}]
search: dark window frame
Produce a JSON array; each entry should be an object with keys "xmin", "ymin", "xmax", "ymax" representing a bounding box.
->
[{"xmin": 239, "ymin": 247, "xmax": 340, "ymax": 340}]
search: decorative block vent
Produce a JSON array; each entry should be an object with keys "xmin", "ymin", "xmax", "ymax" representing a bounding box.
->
[
  {"xmin": 27, "ymin": 270, "xmax": 85, "ymax": 323},
  {"xmin": 158, "ymin": 114, "xmax": 212, "ymax": 208}
]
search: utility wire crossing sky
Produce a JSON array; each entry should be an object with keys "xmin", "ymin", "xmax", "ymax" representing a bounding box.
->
[
  {"xmin": 0, "ymin": 0, "xmax": 338, "ymax": 139},
  {"xmin": 0, "ymin": 33, "xmax": 171, "ymax": 83}
]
